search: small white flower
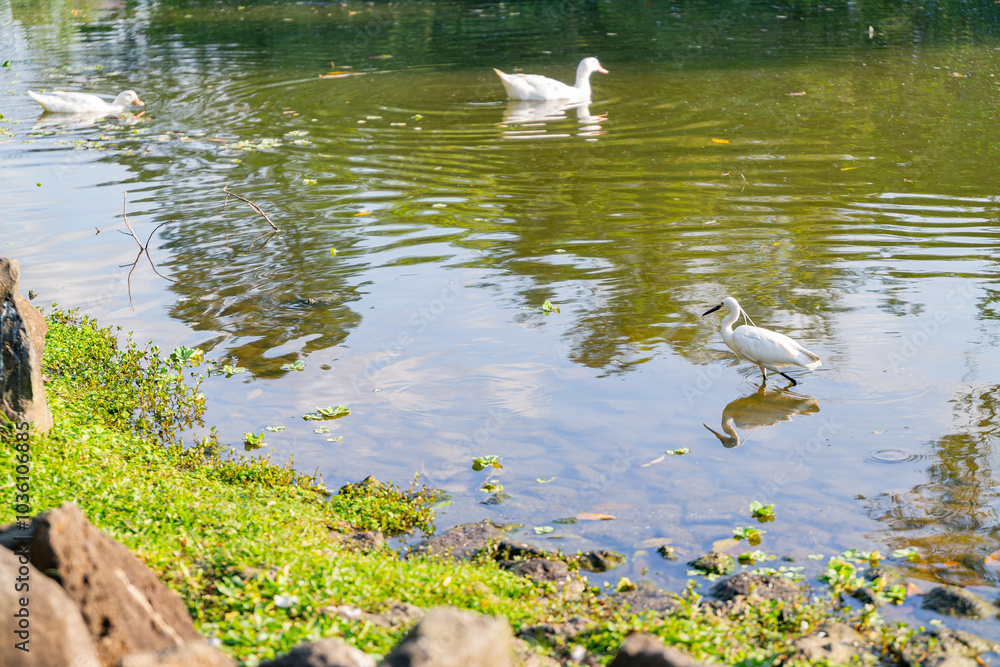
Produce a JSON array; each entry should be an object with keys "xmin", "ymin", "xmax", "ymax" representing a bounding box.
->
[{"xmin": 274, "ymin": 594, "xmax": 299, "ymax": 609}]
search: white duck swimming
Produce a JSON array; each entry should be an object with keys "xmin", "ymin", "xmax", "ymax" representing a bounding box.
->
[
  {"xmin": 27, "ymin": 90, "xmax": 144, "ymax": 114},
  {"xmin": 702, "ymin": 297, "xmax": 822, "ymax": 387},
  {"xmin": 493, "ymin": 57, "xmax": 608, "ymax": 102}
]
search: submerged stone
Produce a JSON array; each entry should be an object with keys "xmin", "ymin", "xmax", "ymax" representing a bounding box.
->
[
  {"xmin": 921, "ymin": 585, "xmax": 999, "ymax": 619},
  {"xmin": 689, "ymin": 551, "xmax": 736, "ymax": 576}
]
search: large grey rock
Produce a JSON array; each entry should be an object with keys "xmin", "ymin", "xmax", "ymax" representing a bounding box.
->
[
  {"xmin": 900, "ymin": 627, "xmax": 997, "ymax": 667},
  {"xmin": 119, "ymin": 641, "xmax": 235, "ymax": 667},
  {"xmin": 609, "ymin": 633, "xmax": 717, "ymax": 666},
  {"xmin": 708, "ymin": 572, "xmax": 803, "ymax": 603},
  {"xmin": 27, "ymin": 503, "xmax": 201, "ymax": 666},
  {"xmin": 0, "ymin": 258, "xmax": 53, "ymax": 433},
  {"xmin": 408, "ymin": 521, "xmax": 514, "ymax": 560},
  {"xmin": 260, "ymin": 638, "xmax": 376, "ymax": 667},
  {"xmin": 921, "ymin": 585, "xmax": 999, "ymax": 619},
  {"xmin": 612, "ymin": 581, "xmax": 679, "ymax": 613},
  {"xmin": 382, "ymin": 606, "xmax": 514, "ymax": 667},
  {"xmin": 0, "ymin": 542, "xmax": 101, "ymax": 667}
]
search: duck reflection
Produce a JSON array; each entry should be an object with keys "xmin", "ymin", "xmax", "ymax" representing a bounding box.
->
[
  {"xmin": 32, "ymin": 111, "xmax": 145, "ymax": 131},
  {"xmin": 499, "ymin": 99, "xmax": 607, "ymax": 140},
  {"xmin": 704, "ymin": 385, "xmax": 820, "ymax": 448}
]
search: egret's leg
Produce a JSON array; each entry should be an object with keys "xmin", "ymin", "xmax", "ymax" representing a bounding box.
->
[
  {"xmin": 778, "ymin": 371, "xmax": 797, "ymax": 387},
  {"xmin": 758, "ymin": 364, "xmax": 768, "ymax": 385}
]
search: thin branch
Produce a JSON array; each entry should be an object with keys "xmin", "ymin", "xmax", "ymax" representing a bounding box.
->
[
  {"xmin": 247, "ymin": 229, "xmax": 278, "ymax": 252},
  {"xmin": 222, "ymin": 185, "xmax": 279, "ymax": 231},
  {"xmin": 142, "ymin": 221, "xmax": 176, "ymax": 283},
  {"xmin": 119, "ymin": 193, "xmax": 175, "ymax": 310},
  {"xmin": 122, "ymin": 192, "xmax": 144, "ymax": 249}
]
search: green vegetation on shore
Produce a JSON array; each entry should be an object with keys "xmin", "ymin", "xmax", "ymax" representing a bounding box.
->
[{"xmin": 0, "ymin": 308, "xmax": 951, "ymax": 665}]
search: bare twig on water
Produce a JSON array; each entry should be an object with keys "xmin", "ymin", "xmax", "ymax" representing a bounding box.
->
[
  {"xmin": 120, "ymin": 191, "xmax": 144, "ymax": 249},
  {"xmin": 118, "ymin": 191, "xmax": 175, "ymax": 311},
  {"xmin": 223, "ymin": 185, "xmax": 279, "ymax": 231}
]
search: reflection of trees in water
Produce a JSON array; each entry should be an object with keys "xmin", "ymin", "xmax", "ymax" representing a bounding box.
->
[{"xmin": 861, "ymin": 385, "xmax": 1000, "ymax": 585}]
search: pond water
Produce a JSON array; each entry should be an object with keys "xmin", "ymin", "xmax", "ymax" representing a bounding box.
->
[{"xmin": 5, "ymin": 0, "xmax": 1000, "ymax": 633}]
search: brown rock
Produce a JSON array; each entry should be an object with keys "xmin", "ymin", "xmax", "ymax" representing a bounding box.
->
[
  {"xmin": 609, "ymin": 633, "xmax": 717, "ymax": 667},
  {"xmin": 792, "ymin": 620, "xmax": 873, "ymax": 664},
  {"xmin": 921, "ymin": 585, "xmax": 999, "ymax": 619},
  {"xmin": 28, "ymin": 503, "xmax": 201, "ymax": 666},
  {"xmin": 708, "ymin": 572, "xmax": 804, "ymax": 603},
  {"xmin": 511, "ymin": 637, "xmax": 560, "ymax": 667},
  {"xmin": 408, "ymin": 521, "xmax": 514, "ymax": 559},
  {"xmin": 382, "ymin": 606, "xmax": 514, "ymax": 667},
  {"xmin": 119, "ymin": 641, "xmax": 235, "ymax": 667},
  {"xmin": 504, "ymin": 558, "xmax": 570, "ymax": 583},
  {"xmin": 328, "ymin": 528, "xmax": 385, "ymax": 552},
  {"xmin": 0, "ymin": 258, "xmax": 53, "ymax": 433},
  {"xmin": 260, "ymin": 638, "xmax": 376, "ymax": 667},
  {"xmin": 0, "ymin": 543, "xmax": 101, "ymax": 667},
  {"xmin": 612, "ymin": 581, "xmax": 679, "ymax": 613}
]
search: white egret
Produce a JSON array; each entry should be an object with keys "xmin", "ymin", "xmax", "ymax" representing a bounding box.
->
[
  {"xmin": 702, "ymin": 297, "xmax": 821, "ymax": 387},
  {"xmin": 28, "ymin": 90, "xmax": 144, "ymax": 114},
  {"xmin": 493, "ymin": 57, "xmax": 608, "ymax": 102}
]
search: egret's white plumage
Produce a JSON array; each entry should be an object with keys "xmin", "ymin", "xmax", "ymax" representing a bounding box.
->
[
  {"xmin": 493, "ymin": 57, "xmax": 608, "ymax": 102},
  {"xmin": 702, "ymin": 296, "xmax": 821, "ymax": 386},
  {"xmin": 27, "ymin": 90, "xmax": 144, "ymax": 114}
]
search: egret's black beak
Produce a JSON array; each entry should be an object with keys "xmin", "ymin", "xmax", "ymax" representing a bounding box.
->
[{"xmin": 702, "ymin": 303, "xmax": 723, "ymax": 317}]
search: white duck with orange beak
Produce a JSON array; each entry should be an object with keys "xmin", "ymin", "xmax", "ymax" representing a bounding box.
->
[
  {"xmin": 28, "ymin": 90, "xmax": 144, "ymax": 114},
  {"xmin": 493, "ymin": 57, "xmax": 608, "ymax": 102}
]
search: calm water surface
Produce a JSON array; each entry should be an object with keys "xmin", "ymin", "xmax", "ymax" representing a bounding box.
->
[{"xmin": 4, "ymin": 0, "xmax": 1000, "ymax": 632}]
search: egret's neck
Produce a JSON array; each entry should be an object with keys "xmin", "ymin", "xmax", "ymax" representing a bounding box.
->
[{"xmin": 720, "ymin": 306, "xmax": 741, "ymax": 346}]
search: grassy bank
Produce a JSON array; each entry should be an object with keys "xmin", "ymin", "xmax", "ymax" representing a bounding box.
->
[{"xmin": 0, "ymin": 309, "xmax": 926, "ymax": 665}]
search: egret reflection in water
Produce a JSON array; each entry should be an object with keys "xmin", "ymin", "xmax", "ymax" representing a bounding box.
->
[
  {"xmin": 703, "ymin": 385, "xmax": 820, "ymax": 448},
  {"xmin": 499, "ymin": 99, "xmax": 607, "ymax": 140}
]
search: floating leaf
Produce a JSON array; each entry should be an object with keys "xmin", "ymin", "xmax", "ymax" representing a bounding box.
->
[
  {"xmin": 472, "ymin": 455, "xmax": 502, "ymax": 471},
  {"xmin": 243, "ymin": 432, "xmax": 266, "ymax": 450},
  {"xmin": 535, "ymin": 477, "xmax": 552, "ymax": 484},
  {"xmin": 314, "ymin": 426, "xmax": 330, "ymax": 433},
  {"xmin": 577, "ymin": 512, "xmax": 615, "ymax": 521},
  {"xmin": 354, "ymin": 209, "xmax": 371, "ymax": 216},
  {"xmin": 711, "ymin": 138, "xmax": 730, "ymax": 144},
  {"xmin": 281, "ymin": 360, "xmax": 305, "ymax": 372},
  {"xmin": 541, "ymin": 299, "xmax": 560, "ymax": 313},
  {"xmin": 330, "ymin": 247, "xmax": 337, "ymax": 256},
  {"xmin": 265, "ymin": 425, "xmax": 287, "ymax": 432},
  {"xmin": 666, "ymin": 448, "xmax": 690, "ymax": 456},
  {"xmin": 315, "ymin": 405, "xmax": 350, "ymax": 419},
  {"xmin": 326, "ymin": 436, "xmax": 343, "ymax": 443},
  {"xmin": 890, "ymin": 546, "xmax": 920, "ymax": 561},
  {"xmin": 533, "ymin": 526, "xmax": 554, "ymax": 534}
]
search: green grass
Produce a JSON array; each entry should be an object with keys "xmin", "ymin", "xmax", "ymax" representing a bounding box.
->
[{"xmin": 0, "ymin": 308, "xmax": 919, "ymax": 666}]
